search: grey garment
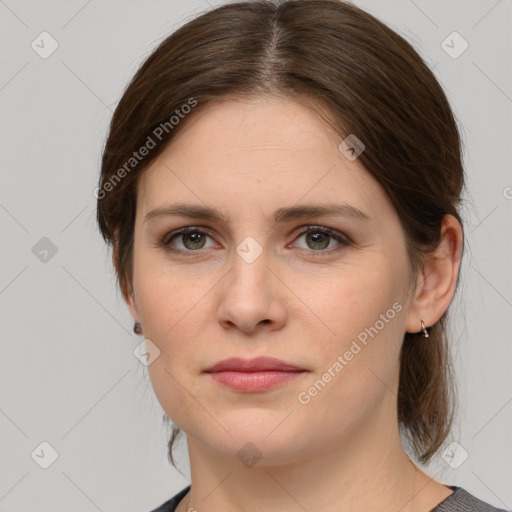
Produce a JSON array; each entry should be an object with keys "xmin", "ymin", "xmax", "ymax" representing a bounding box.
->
[
  {"xmin": 149, "ymin": 485, "xmax": 510, "ymax": 512},
  {"xmin": 431, "ymin": 486, "xmax": 510, "ymax": 512}
]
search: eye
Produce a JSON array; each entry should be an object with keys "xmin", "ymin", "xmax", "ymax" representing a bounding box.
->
[
  {"xmin": 162, "ymin": 227, "xmax": 217, "ymax": 254},
  {"xmin": 160, "ymin": 225, "xmax": 351, "ymax": 257},
  {"xmin": 291, "ymin": 226, "xmax": 351, "ymax": 254}
]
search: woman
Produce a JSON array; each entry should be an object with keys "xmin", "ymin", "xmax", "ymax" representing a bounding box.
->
[{"xmin": 96, "ymin": 1, "xmax": 508, "ymax": 511}]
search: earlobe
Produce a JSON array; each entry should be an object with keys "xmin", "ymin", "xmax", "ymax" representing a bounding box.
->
[{"xmin": 405, "ymin": 214, "xmax": 463, "ymax": 334}]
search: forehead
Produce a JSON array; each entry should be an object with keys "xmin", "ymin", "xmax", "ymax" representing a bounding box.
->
[{"xmin": 136, "ymin": 96, "xmax": 391, "ymax": 223}]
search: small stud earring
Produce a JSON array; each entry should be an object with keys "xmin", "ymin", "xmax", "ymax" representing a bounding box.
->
[
  {"xmin": 133, "ymin": 321, "xmax": 142, "ymax": 335},
  {"xmin": 420, "ymin": 319, "xmax": 429, "ymax": 338}
]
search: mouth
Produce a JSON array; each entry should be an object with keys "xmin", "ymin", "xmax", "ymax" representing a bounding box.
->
[{"xmin": 203, "ymin": 356, "xmax": 307, "ymax": 393}]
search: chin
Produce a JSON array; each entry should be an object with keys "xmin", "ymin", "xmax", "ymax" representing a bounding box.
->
[{"xmin": 187, "ymin": 412, "xmax": 315, "ymax": 466}]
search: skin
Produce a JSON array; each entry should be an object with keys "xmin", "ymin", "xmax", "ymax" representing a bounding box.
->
[{"xmin": 121, "ymin": 96, "xmax": 463, "ymax": 512}]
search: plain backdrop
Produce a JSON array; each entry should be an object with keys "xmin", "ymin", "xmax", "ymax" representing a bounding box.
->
[{"xmin": 1, "ymin": 1, "xmax": 511, "ymax": 511}]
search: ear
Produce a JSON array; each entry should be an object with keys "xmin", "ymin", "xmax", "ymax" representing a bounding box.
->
[
  {"xmin": 405, "ymin": 214, "xmax": 463, "ymax": 334},
  {"xmin": 112, "ymin": 229, "xmax": 139, "ymax": 322}
]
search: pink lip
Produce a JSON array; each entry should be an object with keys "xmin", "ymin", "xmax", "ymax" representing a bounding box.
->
[
  {"xmin": 204, "ymin": 357, "xmax": 306, "ymax": 393},
  {"xmin": 204, "ymin": 356, "xmax": 304, "ymax": 373}
]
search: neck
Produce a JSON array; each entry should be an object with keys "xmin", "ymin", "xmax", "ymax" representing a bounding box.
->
[{"xmin": 177, "ymin": 394, "xmax": 445, "ymax": 512}]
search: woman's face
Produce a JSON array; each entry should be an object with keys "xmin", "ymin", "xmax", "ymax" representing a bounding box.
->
[{"xmin": 128, "ymin": 96, "xmax": 416, "ymax": 464}]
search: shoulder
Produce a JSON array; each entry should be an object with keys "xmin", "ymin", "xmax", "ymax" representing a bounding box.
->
[
  {"xmin": 147, "ymin": 484, "xmax": 510, "ymax": 512},
  {"xmin": 432, "ymin": 486, "xmax": 510, "ymax": 512},
  {"xmin": 148, "ymin": 485, "xmax": 191, "ymax": 512}
]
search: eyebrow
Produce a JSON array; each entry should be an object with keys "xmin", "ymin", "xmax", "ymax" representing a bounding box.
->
[{"xmin": 144, "ymin": 202, "xmax": 371, "ymax": 225}]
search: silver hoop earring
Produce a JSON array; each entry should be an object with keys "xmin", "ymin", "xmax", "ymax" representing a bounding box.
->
[{"xmin": 421, "ymin": 319, "xmax": 429, "ymax": 338}]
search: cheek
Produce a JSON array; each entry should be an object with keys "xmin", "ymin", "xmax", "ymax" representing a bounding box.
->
[
  {"xmin": 299, "ymin": 255, "xmax": 407, "ymax": 342},
  {"xmin": 132, "ymin": 253, "xmax": 219, "ymax": 396},
  {"xmin": 291, "ymin": 273, "xmax": 407, "ymax": 440},
  {"xmin": 133, "ymin": 246, "xmax": 211, "ymax": 340},
  {"xmin": 296, "ymin": 253, "xmax": 408, "ymax": 392},
  {"xmin": 134, "ymin": 268, "xmax": 214, "ymax": 429}
]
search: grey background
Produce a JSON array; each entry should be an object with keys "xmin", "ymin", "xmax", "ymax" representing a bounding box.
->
[{"xmin": 1, "ymin": 0, "xmax": 511, "ymax": 510}]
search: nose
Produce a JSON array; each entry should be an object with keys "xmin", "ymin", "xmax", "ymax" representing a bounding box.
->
[{"xmin": 216, "ymin": 250, "xmax": 287, "ymax": 335}]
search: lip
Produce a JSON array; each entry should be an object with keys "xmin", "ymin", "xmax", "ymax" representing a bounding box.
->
[
  {"xmin": 204, "ymin": 356, "xmax": 304, "ymax": 373},
  {"xmin": 204, "ymin": 357, "xmax": 306, "ymax": 393}
]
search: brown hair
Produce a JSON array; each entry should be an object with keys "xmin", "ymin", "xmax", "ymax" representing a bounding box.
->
[{"xmin": 97, "ymin": 0, "xmax": 464, "ymax": 467}]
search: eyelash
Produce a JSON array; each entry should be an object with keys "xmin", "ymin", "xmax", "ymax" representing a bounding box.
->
[{"xmin": 159, "ymin": 225, "xmax": 352, "ymax": 258}]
